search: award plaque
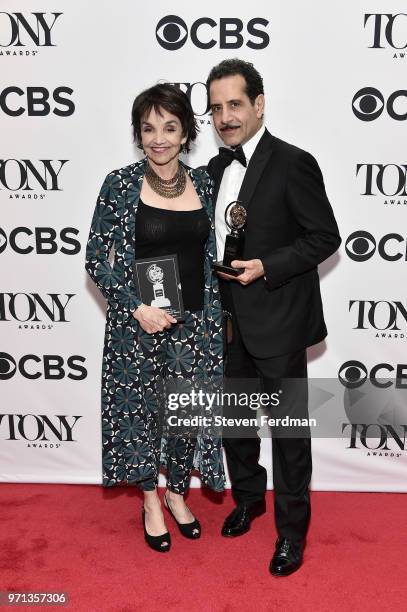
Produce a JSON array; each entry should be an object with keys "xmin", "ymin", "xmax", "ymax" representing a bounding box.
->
[
  {"xmin": 213, "ymin": 200, "xmax": 247, "ymax": 276},
  {"xmin": 133, "ymin": 254, "xmax": 185, "ymax": 321}
]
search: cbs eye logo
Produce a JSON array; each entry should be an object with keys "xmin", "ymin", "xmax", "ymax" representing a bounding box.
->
[
  {"xmin": 338, "ymin": 360, "xmax": 368, "ymax": 388},
  {"xmin": 156, "ymin": 15, "xmax": 188, "ymax": 50},
  {"xmin": 345, "ymin": 231, "xmax": 376, "ymax": 261},
  {"xmin": 352, "ymin": 87, "xmax": 407, "ymax": 121},
  {"xmin": 155, "ymin": 15, "xmax": 269, "ymax": 51}
]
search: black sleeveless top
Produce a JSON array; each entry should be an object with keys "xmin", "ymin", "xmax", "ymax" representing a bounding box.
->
[{"xmin": 134, "ymin": 199, "xmax": 210, "ymax": 311}]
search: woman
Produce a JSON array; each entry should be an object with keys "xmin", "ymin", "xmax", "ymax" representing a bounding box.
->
[{"xmin": 85, "ymin": 84, "xmax": 225, "ymax": 552}]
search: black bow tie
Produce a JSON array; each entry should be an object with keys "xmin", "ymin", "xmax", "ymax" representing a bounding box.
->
[{"xmin": 218, "ymin": 145, "xmax": 247, "ymax": 168}]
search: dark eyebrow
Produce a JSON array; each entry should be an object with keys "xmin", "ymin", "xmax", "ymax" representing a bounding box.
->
[
  {"xmin": 141, "ymin": 120, "xmax": 178, "ymax": 126},
  {"xmin": 211, "ymin": 99, "xmax": 242, "ymax": 107}
]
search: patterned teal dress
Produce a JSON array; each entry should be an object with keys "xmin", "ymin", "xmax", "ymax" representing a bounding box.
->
[{"xmin": 85, "ymin": 159, "xmax": 225, "ymax": 492}]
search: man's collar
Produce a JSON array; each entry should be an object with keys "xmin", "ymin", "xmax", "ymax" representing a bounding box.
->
[{"xmin": 240, "ymin": 125, "xmax": 266, "ymax": 162}]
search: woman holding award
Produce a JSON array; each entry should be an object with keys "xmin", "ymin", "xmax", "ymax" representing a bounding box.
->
[{"xmin": 85, "ymin": 84, "xmax": 224, "ymax": 552}]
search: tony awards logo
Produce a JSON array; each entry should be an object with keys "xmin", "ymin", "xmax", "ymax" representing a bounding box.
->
[
  {"xmin": 213, "ymin": 200, "xmax": 247, "ymax": 276},
  {"xmin": 147, "ymin": 263, "xmax": 171, "ymax": 308}
]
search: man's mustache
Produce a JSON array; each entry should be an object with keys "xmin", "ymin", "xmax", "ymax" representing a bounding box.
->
[{"xmin": 220, "ymin": 124, "xmax": 241, "ymax": 131}]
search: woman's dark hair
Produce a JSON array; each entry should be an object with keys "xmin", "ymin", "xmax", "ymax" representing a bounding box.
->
[
  {"xmin": 206, "ymin": 59, "xmax": 264, "ymax": 104},
  {"xmin": 131, "ymin": 83, "xmax": 198, "ymax": 152}
]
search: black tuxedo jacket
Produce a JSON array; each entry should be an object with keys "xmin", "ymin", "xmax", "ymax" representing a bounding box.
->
[{"xmin": 207, "ymin": 128, "xmax": 341, "ymax": 359}]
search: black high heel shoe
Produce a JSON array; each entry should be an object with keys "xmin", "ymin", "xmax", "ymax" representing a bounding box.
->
[
  {"xmin": 142, "ymin": 508, "xmax": 171, "ymax": 552},
  {"xmin": 163, "ymin": 492, "xmax": 201, "ymax": 539}
]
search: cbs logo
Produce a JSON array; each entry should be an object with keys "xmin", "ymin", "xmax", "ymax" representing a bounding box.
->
[
  {"xmin": 156, "ymin": 15, "xmax": 269, "ymax": 50},
  {"xmin": 0, "ymin": 227, "xmax": 80, "ymax": 255},
  {"xmin": 345, "ymin": 231, "xmax": 406, "ymax": 261},
  {"xmin": 0, "ymin": 352, "xmax": 87, "ymax": 380},
  {"xmin": 338, "ymin": 360, "xmax": 407, "ymax": 388},
  {"xmin": 352, "ymin": 87, "xmax": 407, "ymax": 121},
  {"xmin": 0, "ymin": 86, "xmax": 74, "ymax": 117}
]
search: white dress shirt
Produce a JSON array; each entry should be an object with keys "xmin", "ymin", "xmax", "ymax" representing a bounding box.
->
[{"xmin": 215, "ymin": 125, "xmax": 266, "ymax": 261}]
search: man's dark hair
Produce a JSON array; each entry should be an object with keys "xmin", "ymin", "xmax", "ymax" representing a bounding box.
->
[
  {"xmin": 131, "ymin": 83, "xmax": 198, "ymax": 152},
  {"xmin": 206, "ymin": 59, "xmax": 264, "ymax": 104}
]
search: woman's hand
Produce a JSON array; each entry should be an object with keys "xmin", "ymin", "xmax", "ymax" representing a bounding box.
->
[{"xmin": 132, "ymin": 304, "xmax": 177, "ymax": 334}]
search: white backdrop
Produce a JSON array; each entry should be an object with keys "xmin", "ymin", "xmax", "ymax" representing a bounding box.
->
[{"xmin": 1, "ymin": 1, "xmax": 406, "ymax": 490}]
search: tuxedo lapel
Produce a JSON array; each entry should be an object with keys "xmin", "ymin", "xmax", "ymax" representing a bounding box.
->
[{"xmin": 238, "ymin": 129, "xmax": 274, "ymax": 208}]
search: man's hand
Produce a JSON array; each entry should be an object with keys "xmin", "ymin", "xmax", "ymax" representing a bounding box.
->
[
  {"xmin": 132, "ymin": 304, "xmax": 177, "ymax": 333},
  {"xmin": 217, "ymin": 259, "xmax": 265, "ymax": 286}
]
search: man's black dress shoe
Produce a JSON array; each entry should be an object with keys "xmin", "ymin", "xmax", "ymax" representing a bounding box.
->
[
  {"xmin": 221, "ymin": 500, "xmax": 266, "ymax": 537},
  {"xmin": 269, "ymin": 538, "xmax": 304, "ymax": 576}
]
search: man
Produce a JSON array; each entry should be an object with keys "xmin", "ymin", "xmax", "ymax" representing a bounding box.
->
[{"xmin": 206, "ymin": 59, "xmax": 341, "ymax": 577}]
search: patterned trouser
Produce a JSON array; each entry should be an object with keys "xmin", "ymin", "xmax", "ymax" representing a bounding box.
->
[{"xmin": 136, "ymin": 309, "xmax": 205, "ymax": 494}]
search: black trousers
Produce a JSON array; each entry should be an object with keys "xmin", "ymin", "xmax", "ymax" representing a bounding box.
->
[{"xmin": 221, "ymin": 281, "xmax": 312, "ymax": 544}]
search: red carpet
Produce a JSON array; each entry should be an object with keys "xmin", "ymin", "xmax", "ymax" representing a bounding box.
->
[{"xmin": 1, "ymin": 485, "xmax": 406, "ymax": 611}]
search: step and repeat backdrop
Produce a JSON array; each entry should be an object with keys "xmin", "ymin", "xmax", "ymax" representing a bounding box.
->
[{"xmin": 1, "ymin": 1, "xmax": 406, "ymax": 490}]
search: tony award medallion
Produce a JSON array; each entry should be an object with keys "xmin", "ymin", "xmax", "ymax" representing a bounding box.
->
[
  {"xmin": 147, "ymin": 263, "xmax": 171, "ymax": 307},
  {"xmin": 213, "ymin": 200, "xmax": 247, "ymax": 276}
]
